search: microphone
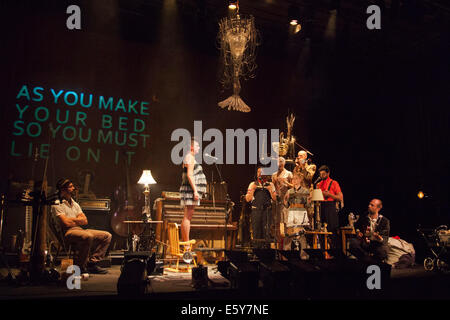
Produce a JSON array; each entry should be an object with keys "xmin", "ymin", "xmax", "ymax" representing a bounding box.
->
[
  {"xmin": 314, "ymin": 176, "xmax": 322, "ymax": 185},
  {"xmin": 204, "ymin": 153, "xmax": 219, "ymax": 161}
]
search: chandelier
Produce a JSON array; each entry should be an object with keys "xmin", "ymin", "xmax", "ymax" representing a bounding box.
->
[{"xmin": 217, "ymin": 6, "xmax": 259, "ymax": 112}]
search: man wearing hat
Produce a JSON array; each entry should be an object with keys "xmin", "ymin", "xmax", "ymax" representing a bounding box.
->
[{"xmin": 51, "ymin": 178, "xmax": 111, "ymax": 274}]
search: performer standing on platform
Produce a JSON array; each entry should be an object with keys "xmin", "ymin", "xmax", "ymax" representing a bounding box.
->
[
  {"xmin": 179, "ymin": 137, "xmax": 207, "ymax": 246},
  {"xmin": 348, "ymin": 199, "xmax": 390, "ymax": 263},
  {"xmin": 282, "ymin": 173, "xmax": 311, "ymax": 256},
  {"xmin": 284, "ymin": 174, "xmax": 312, "ymax": 227},
  {"xmin": 245, "ymin": 167, "xmax": 277, "ymax": 244},
  {"xmin": 51, "ymin": 179, "xmax": 111, "ymax": 274},
  {"xmin": 293, "ymin": 150, "xmax": 316, "ymax": 189},
  {"xmin": 271, "ymin": 157, "xmax": 293, "ymax": 226},
  {"xmin": 316, "ymin": 165, "xmax": 343, "ymax": 235},
  {"xmin": 294, "ymin": 150, "xmax": 316, "ymax": 223}
]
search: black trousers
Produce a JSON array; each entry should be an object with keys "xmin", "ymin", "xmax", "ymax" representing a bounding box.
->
[
  {"xmin": 320, "ymin": 201, "xmax": 339, "ymax": 233},
  {"xmin": 319, "ymin": 201, "xmax": 339, "ymax": 248},
  {"xmin": 251, "ymin": 207, "xmax": 271, "ymax": 241},
  {"xmin": 348, "ymin": 238, "xmax": 388, "ymax": 262}
]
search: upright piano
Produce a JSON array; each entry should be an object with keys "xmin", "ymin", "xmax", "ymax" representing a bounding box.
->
[{"xmin": 154, "ymin": 192, "xmax": 237, "ymax": 256}]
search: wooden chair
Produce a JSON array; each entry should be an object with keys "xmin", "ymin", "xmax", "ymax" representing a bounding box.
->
[
  {"xmin": 165, "ymin": 223, "xmax": 197, "ymax": 272},
  {"xmin": 47, "ymin": 213, "xmax": 77, "ymax": 270}
]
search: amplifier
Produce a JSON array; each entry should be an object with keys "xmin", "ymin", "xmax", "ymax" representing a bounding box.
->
[{"xmin": 78, "ymin": 198, "xmax": 111, "ymax": 211}]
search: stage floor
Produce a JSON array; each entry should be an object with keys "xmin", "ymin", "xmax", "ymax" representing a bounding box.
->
[{"xmin": 0, "ymin": 263, "xmax": 449, "ymax": 300}]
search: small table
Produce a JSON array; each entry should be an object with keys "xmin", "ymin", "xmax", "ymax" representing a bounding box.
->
[
  {"xmin": 339, "ymin": 227, "xmax": 356, "ymax": 256},
  {"xmin": 305, "ymin": 231, "xmax": 333, "ymax": 250},
  {"xmin": 123, "ymin": 220, "xmax": 163, "ymax": 252}
]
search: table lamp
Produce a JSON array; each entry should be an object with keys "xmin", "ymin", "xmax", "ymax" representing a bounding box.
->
[
  {"xmin": 138, "ymin": 170, "xmax": 157, "ymax": 222},
  {"xmin": 311, "ymin": 188, "xmax": 324, "ymax": 231}
]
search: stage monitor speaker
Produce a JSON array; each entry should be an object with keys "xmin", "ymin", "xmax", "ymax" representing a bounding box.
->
[
  {"xmin": 224, "ymin": 250, "xmax": 249, "ymax": 263},
  {"xmin": 217, "ymin": 260, "xmax": 230, "ymax": 279},
  {"xmin": 192, "ymin": 264, "xmax": 208, "ymax": 289},
  {"xmin": 117, "ymin": 252, "xmax": 154, "ymax": 297},
  {"xmin": 258, "ymin": 260, "xmax": 291, "ymax": 296},
  {"xmin": 253, "ymin": 248, "xmax": 276, "ymax": 263},
  {"xmin": 228, "ymin": 261, "xmax": 259, "ymax": 292}
]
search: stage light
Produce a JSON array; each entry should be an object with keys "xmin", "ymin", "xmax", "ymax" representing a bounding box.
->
[
  {"xmin": 288, "ymin": 5, "xmax": 302, "ymax": 35},
  {"xmin": 289, "ymin": 21, "xmax": 302, "ymax": 35},
  {"xmin": 228, "ymin": 1, "xmax": 238, "ymax": 11},
  {"xmin": 417, "ymin": 191, "xmax": 425, "ymax": 199}
]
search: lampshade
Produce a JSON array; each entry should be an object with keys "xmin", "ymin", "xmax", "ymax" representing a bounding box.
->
[
  {"xmin": 311, "ymin": 189, "xmax": 324, "ymax": 201},
  {"xmin": 138, "ymin": 170, "xmax": 157, "ymax": 185}
]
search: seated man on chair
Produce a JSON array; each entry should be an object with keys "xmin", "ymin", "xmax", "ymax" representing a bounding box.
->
[
  {"xmin": 51, "ymin": 178, "xmax": 112, "ymax": 274},
  {"xmin": 348, "ymin": 198, "xmax": 390, "ymax": 263}
]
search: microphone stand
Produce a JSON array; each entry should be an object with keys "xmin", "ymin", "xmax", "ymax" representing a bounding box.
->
[{"xmin": 211, "ymin": 161, "xmax": 232, "ymax": 256}]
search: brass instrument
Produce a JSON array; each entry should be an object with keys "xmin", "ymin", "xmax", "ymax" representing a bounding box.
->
[{"xmin": 278, "ymin": 113, "xmax": 296, "ymax": 158}]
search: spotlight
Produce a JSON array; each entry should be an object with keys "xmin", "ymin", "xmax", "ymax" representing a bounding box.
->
[
  {"xmin": 417, "ymin": 191, "xmax": 425, "ymax": 199},
  {"xmin": 228, "ymin": 1, "xmax": 238, "ymax": 11},
  {"xmin": 289, "ymin": 21, "xmax": 302, "ymax": 35},
  {"xmin": 288, "ymin": 5, "xmax": 301, "ymax": 34}
]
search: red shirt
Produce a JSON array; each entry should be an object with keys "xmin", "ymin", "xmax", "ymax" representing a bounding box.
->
[{"xmin": 317, "ymin": 177, "xmax": 342, "ymax": 201}]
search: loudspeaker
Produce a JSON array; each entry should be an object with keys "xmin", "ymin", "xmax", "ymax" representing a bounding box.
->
[
  {"xmin": 258, "ymin": 260, "xmax": 291, "ymax": 296},
  {"xmin": 83, "ymin": 209, "xmax": 112, "ymax": 233},
  {"xmin": 228, "ymin": 261, "xmax": 259, "ymax": 292},
  {"xmin": 253, "ymin": 248, "xmax": 276, "ymax": 262},
  {"xmin": 192, "ymin": 265, "xmax": 208, "ymax": 289},
  {"xmin": 117, "ymin": 252, "xmax": 154, "ymax": 296}
]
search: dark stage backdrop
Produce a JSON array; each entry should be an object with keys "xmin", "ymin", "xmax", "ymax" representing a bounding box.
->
[{"xmin": 1, "ymin": 0, "xmax": 449, "ymax": 252}]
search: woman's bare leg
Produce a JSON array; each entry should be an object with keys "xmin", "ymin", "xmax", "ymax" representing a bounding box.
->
[{"xmin": 181, "ymin": 205, "xmax": 195, "ymax": 243}]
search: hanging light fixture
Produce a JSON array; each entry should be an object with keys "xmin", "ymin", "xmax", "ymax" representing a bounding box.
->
[{"xmin": 217, "ymin": 1, "xmax": 259, "ymax": 112}]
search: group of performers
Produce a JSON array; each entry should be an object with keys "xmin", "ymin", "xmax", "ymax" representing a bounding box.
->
[
  {"xmin": 180, "ymin": 137, "xmax": 391, "ymax": 264},
  {"xmin": 49, "ymin": 137, "xmax": 390, "ymax": 278}
]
